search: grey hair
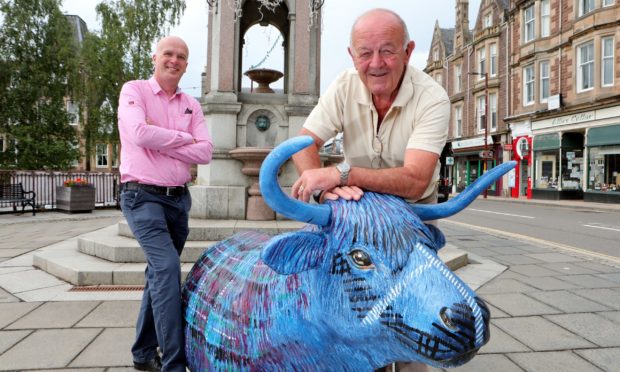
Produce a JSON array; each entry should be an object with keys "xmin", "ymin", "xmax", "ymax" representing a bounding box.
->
[{"xmin": 349, "ymin": 8, "xmax": 411, "ymax": 51}]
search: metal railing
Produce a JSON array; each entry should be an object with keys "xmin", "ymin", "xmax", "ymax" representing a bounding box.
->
[{"xmin": 0, "ymin": 170, "xmax": 120, "ymax": 213}]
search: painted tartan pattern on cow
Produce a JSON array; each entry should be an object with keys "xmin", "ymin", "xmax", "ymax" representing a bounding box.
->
[{"xmin": 182, "ymin": 191, "xmax": 491, "ymax": 371}]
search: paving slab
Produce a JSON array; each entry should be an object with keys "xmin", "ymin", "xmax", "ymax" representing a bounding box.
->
[
  {"xmin": 492, "ymin": 316, "xmax": 595, "ymax": 351},
  {"xmin": 575, "ymin": 261, "xmax": 620, "ymax": 274},
  {"xmin": 525, "ymin": 252, "xmax": 583, "ymax": 263},
  {"xmin": 69, "ymin": 327, "xmax": 134, "ymax": 368},
  {"xmin": 477, "ymin": 278, "xmax": 539, "ymax": 294},
  {"xmin": 527, "ymin": 290, "xmax": 611, "ymax": 313},
  {"xmin": 518, "ymin": 276, "xmax": 580, "ymax": 291},
  {"xmin": 0, "ymin": 330, "xmax": 31, "ymax": 354},
  {"xmin": 544, "ymin": 313, "xmax": 620, "ymax": 347},
  {"xmin": 483, "ymin": 293, "xmax": 561, "ymax": 316},
  {"xmin": 595, "ymin": 272, "xmax": 620, "ymax": 284},
  {"xmin": 541, "ymin": 262, "xmax": 598, "ymax": 275},
  {"xmin": 508, "ymin": 351, "xmax": 602, "ymax": 372},
  {"xmin": 441, "ymin": 354, "xmax": 524, "ymax": 372},
  {"xmin": 509, "ymin": 264, "xmax": 565, "ymax": 277},
  {"xmin": 491, "ymin": 254, "xmax": 544, "ymax": 265},
  {"xmin": 0, "ymin": 328, "xmax": 101, "ymax": 371},
  {"xmin": 575, "ymin": 347, "xmax": 620, "ymax": 372},
  {"xmin": 486, "ymin": 303, "xmax": 510, "ymax": 318},
  {"xmin": 6, "ymin": 301, "xmax": 100, "ymax": 330},
  {"xmin": 0, "ymin": 302, "xmax": 41, "ymax": 328},
  {"xmin": 558, "ymin": 274, "xmax": 618, "ymax": 289},
  {"xmin": 597, "ymin": 311, "xmax": 620, "ymax": 324},
  {"xmin": 478, "ymin": 324, "xmax": 530, "ymax": 354},
  {"xmin": 75, "ymin": 301, "xmax": 140, "ymax": 328},
  {"xmin": 570, "ymin": 288, "xmax": 620, "ymax": 310},
  {"xmin": 0, "ymin": 287, "xmax": 19, "ymax": 303},
  {"xmin": 0, "ymin": 267, "xmax": 68, "ymax": 293}
]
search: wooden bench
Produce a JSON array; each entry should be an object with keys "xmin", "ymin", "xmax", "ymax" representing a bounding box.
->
[{"xmin": 0, "ymin": 183, "xmax": 36, "ymax": 215}]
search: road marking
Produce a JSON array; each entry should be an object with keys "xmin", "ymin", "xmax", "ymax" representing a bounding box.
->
[
  {"xmin": 584, "ymin": 224, "xmax": 620, "ymax": 233},
  {"xmin": 467, "ymin": 209, "xmax": 535, "ymax": 219},
  {"xmin": 444, "ymin": 220, "xmax": 620, "ymax": 266}
]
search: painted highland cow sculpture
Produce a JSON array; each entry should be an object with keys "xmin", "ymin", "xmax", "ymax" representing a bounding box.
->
[{"xmin": 182, "ymin": 136, "xmax": 516, "ymax": 371}]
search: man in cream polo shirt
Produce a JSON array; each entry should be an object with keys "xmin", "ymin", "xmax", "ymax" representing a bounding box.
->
[{"xmin": 292, "ymin": 8, "xmax": 449, "ymax": 212}]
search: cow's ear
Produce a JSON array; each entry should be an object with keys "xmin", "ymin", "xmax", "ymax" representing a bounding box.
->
[
  {"xmin": 424, "ymin": 224, "xmax": 446, "ymax": 251},
  {"xmin": 261, "ymin": 231, "xmax": 327, "ymax": 275}
]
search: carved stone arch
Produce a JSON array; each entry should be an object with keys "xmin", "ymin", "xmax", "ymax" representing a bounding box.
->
[{"xmin": 237, "ymin": 0, "xmax": 290, "ymax": 93}]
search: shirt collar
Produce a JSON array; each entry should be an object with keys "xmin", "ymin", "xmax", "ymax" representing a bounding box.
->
[
  {"xmin": 148, "ymin": 76, "xmax": 182, "ymax": 97},
  {"xmin": 353, "ymin": 65, "xmax": 415, "ymax": 108}
]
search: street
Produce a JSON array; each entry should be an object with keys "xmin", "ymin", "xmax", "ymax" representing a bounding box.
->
[{"xmin": 445, "ymin": 199, "xmax": 620, "ymax": 260}]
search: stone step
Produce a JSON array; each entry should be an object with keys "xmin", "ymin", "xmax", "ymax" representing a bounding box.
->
[
  {"xmin": 117, "ymin": 219, "xmax": 305, "ymax": 241},
  {"xmin": 77, "ymin": 225, "xmax": 216, "ymax": 263},
  {"xmin": 33, "ymin": 225, "xmax": 470, "ymax": 286}
]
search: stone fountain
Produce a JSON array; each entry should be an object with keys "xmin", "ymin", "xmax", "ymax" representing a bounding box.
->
[
  {"xmin": 244, "ymin": 68, "xmax": 284, "ymax": 93},
  {"xmin": 229, "ymin": 147, "xmax": 274, "ymax": 220}
]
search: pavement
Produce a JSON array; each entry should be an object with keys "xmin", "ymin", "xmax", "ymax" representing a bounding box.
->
[{"xmin": 0, "ymin": 198, "xmax": 619, "ymax": 371}]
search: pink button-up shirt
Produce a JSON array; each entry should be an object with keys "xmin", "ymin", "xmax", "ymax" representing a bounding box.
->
[{"xmin": 118, "ymin": 77, "xmax": 213, "ymax": 186}]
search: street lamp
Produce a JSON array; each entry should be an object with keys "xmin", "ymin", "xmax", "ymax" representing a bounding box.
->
[{"xmin": 468, "ymin": 71, "xmax": 489, "ymax": 198}]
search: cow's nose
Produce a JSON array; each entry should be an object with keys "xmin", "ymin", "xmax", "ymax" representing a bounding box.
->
[{"xmin": 439, "ymin": 307, "xmax": 458, "ymax": 331}]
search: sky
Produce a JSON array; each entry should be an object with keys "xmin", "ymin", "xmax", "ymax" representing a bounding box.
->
[{"xmin": 61, "ymin": 0, "xmax": 482, "ymax": 97}]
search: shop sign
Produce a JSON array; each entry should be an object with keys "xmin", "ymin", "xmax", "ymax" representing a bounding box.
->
[
  {"xmin": 479, "ymin": 150, "xmax": 494, "ymax": 159},
  {"xmin": 445, "ymin": 157, "xmax": 454, "ymax": 165},
  {"xmin": 533, "ymin": 111, "xmax": 595, "ymax": 130}
]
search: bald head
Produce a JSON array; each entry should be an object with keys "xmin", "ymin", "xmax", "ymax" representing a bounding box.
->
[
  {"xmin": 152, "ymin": 36, "xmax": 189, "ymax": 95},
  {"xmin": 155, "ymin": 36, "xmax": 189, "ymax": 57},
  {"xmin": 350, "ymin": 9, "xmax": 410, "ymax": 49}
]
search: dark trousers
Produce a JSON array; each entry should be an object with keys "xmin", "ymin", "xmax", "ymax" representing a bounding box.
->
[{"xmin": 121, "ymin": 188, "xmax": 191, "ymax": 372}]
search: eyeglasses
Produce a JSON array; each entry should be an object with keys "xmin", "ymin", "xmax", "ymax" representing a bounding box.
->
[{"xmin": 371, "ymin": 135, "xmax": 383, "ymax": 168}]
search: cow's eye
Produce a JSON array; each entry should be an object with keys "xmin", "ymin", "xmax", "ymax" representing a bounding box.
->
[{"xmin": 348, "ymin": 249, "xmax": 375, "ymax": 269}]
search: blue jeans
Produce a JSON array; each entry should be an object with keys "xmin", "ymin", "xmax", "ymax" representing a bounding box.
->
[{"xmin": 121, "ymin": 188, "xmax": 191, "ymax": 372}]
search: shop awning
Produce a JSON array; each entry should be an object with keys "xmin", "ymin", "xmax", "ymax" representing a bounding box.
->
[{"xmin": 587, "ymin": 124, "xmax": 620, "ymax": 147}]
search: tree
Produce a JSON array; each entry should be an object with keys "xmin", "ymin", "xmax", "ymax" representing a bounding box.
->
[
  {"xmin": 0, "ymin": 0, "xmax": 80, "ymax": 169},
  {"xmin": 75, "ymin": 0, "xmax": 186, "ymax": 170}
]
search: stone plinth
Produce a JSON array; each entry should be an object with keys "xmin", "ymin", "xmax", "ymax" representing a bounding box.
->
[{"xmin": 229, "ymin": 147, "xmax": 274, "ymax": 220}]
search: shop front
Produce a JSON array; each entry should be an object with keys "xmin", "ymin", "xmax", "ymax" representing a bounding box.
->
[
  {"xmin": 451, "ymin": 136, "xmax": 499, "ymax": 195},
  {"xmin": 531, "ymin": 132, "xmax": 584, "ymax": 200},
  {"xmin": 585, "ymin": 124, "xmax": 620, "ymax": 203}
]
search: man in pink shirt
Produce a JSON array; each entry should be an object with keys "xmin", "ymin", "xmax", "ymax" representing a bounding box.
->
[{"xmin": 118, "ymin": 35, "xmax": 213, "ymax": 372}]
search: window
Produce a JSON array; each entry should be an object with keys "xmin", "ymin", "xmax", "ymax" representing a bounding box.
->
[
  {"xmin": 112, "ymin": 144, "xmax": 120, "ymax": 168},
  {"xmin": 435, "ymin": 74, "xmax": 443, "ymax": 86},
  {"xmin": 433, "ymin": 48, "xmax": 439, "ymax": 61},
  {"xmin": 477, "ymin": 95, "xmax": 486, "ymax": 132},
  {"xmin": 483, "ymin": 14, "xmax": 492, "ymax": 28},
  {"xmin": 489, "ymin": 93, "xmax": 497, "ymax": 130},
  {"xmin": 540, "ymin": 61, "xmax": 550, "ymax": 102},
  {"xmin": 524, "ymin": 5, "xmax": 535, "ymax": 43},
  {"xmin": 455, "ymin": 64, "xmax": 462, "ymax": 93},
  {"xmin": 578, "ymin": 0, "xmax": 595, "ymax": 16},
  {"xmin": 478, "ymin": 47, "xmax": 486, "ymax": 78},
  {"xmin": 454, "ymin": 106, "xmax": 462, "ymax": 137},
  {"xmin": 96, "ymin": 144, "xmax": 108, "ymax": 167},
  {"xmin": 577, "ymin": 42, "xmax": 594, "ymax": 92},
  {"xmin": 541, "ymin": 0, "xmax": 550, "ymax": 37},
  {"xmin": 524, "ymin": 64, "xmax": 535, "ymax": 105},
  {"xmin": 490, "ymin": 43, "xmax": 497, "ymax": 77},
  {"xmin": 66, "ymin": 100, "xmax": 79, "ymax": 126},
  {"xmin": 602, "ymin": 37, "xmax": 614, "ymax": 87},
  {"xmin": 603, "ymin": 0, "xmax": 615, "ymax": 6}
]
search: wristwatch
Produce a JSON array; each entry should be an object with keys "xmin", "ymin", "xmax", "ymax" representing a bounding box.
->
[{"xmin": 336, "ymin": 162, "xmax": 351, "ymax": 186}]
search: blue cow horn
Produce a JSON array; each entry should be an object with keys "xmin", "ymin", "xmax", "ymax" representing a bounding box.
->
[
  {"xmin": 260, "ymin": 136, "xmax": 332, "ymax": 226},
  {"xmin": 410, "ymin": 161, "xmax": 517, "ymax": 221}
]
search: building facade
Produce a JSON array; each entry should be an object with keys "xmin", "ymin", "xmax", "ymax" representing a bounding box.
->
[{"xmin": 427, "ymin": 0, "xmax": 619, "ymax": 203}]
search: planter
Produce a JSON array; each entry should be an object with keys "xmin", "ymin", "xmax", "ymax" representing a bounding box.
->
[{"xmin": 56, "ymin": 186, "xmax": 95, "ymax": 213}]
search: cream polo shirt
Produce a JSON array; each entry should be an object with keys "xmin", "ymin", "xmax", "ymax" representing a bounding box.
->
[{"xmin": 304, "ymin": 65, "xmax": 450, "ymax": 201}]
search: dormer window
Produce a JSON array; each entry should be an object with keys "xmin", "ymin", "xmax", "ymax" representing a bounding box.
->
[{"xmin": 483, "ymin": 14, "xmax": 492, "ymax": 28}]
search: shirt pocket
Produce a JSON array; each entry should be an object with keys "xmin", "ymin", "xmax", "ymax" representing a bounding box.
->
[{"xmin": 176, "ymin": 113, "xmax": 193, "ymax": 132}]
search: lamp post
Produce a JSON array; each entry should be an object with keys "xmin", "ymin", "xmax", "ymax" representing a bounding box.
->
[{"xmin": 468, "ymin": 71, "xmax": 489, "ymax": 198}]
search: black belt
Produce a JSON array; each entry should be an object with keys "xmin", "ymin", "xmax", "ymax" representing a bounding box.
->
[{"xmin": 122, "ymin": 182, "xmax": 187, "ymax": 196}]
